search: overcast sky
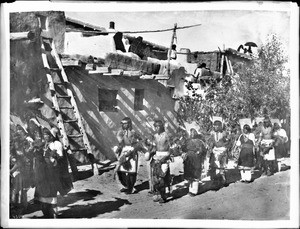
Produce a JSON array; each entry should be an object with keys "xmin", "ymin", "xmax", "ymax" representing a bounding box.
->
[{"xmin": 65, "ymin": 4, "xmax": 291, "ymax": 53}]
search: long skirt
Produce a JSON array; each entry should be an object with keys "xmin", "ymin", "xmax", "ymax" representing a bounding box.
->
[
  {"xmin": 274, "ymin": 143, "xmax": 288, "ymax": 159},
  {"xmin": 34, "ymin": 156, "xmax": 62, "ymax": 204},
  {"xmin": 57, "ymin": 152, "xmax": 73, "ymax": 196},
  {"xmin": 238, "ymin": 147, "xmax": 255, "ymax": 167},
  {"xmin": 117, "ymin": 171, "xmax": 137, "ymax": 192},
  {"xmin": 183, "ymin": 151, "xmax": 203, "ymax": 180}
]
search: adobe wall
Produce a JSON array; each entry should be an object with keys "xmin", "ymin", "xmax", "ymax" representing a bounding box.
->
[
  {"xmin": 10, "ymin": 12, "xmax": 65, "ymax": 122},
  {"xmin": 65, "ymin": 67, "xmax": 179, "ymax": 161}
]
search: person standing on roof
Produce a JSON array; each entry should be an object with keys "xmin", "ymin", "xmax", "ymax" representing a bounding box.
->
[{"xmin": 168, "ymin": 44, "xmax": 177, "ymax": 60}]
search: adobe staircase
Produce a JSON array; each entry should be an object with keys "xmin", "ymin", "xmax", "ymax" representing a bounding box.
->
[{"xmin": 39, "ymin": 33, "xmax": 101, "ymax": 176}]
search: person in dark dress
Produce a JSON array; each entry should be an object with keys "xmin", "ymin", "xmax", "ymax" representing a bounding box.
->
[
  {"xmin": 236, "ymin": 124, "xmax": 256, "ymax": 182},
  {"xmin": 182, "ymin": 128, "xmax": 207, "ymax": 196},
  {"xmin": 33, "ymin": 127, "xmax": 66, "ymax": 218}
]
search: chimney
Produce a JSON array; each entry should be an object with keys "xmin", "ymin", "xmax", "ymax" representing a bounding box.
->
[{"xmin": 109, "ymin": 21, "xmax": 115, "ymax": 30}]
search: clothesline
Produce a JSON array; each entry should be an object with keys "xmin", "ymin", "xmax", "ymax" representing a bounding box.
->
[{"xmin": 66, "ymin": 23, "xmax": 202, "ymax": 34}]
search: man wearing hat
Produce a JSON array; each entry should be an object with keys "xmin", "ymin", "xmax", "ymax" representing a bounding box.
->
[{"xmin": 114, "ymin": 117, "xmax": 141, "ymax": 194}]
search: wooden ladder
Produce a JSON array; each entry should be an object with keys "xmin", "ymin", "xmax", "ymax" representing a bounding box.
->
[{"xmin": 39, "ymin": 35, "xmax": 99, "ymax": 175}]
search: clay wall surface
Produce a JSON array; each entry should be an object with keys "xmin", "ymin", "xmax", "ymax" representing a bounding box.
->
[{"xmin": 65, "ymin": 67, "xmax": 179, "ymax": 161}]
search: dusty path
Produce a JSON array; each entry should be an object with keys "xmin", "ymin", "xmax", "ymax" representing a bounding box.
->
[{"xmin": 23, "ymin": 155, "xmax": 290, "ymax": 220}]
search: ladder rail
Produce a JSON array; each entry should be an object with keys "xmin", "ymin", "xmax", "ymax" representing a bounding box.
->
[
  {"xmin": 67, "ymin": 89, "xmax": 93, "ymax": 155},
  {"xmin": 40, "ymin": 37, "xmax": 70, "ymax": 150},
  {"xmin": 48, "ymin": 38, "xmax": 93, "ymax": 155},
  {"xmin": 50, "ymin": 40, "xmax": 70, "ymax": 83}
]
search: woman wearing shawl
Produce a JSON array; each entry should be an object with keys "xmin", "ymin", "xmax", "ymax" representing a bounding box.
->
[
  {"xmin": 33, "ymin": 127, "xmax": 68, "ymax": 218},
  {"xmin": 182, "ymin": 128, "xmax": 207, "ymax": 196},
  {"xmin": 236, "ymin": 124, "xmax": 256, "ymax": 182}
]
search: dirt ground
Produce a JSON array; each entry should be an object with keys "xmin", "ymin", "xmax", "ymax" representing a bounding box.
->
[{"xmin": 23, "ymin": 154, "xmax": 290, "ymax": 220}]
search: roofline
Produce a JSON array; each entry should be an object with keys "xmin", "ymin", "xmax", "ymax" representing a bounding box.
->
[
  {"xmin": 225, "ymin": 48, "xmax": 253, "ymax": 60},
  {"xmin": 65, "ymin": 17, "xmax": 168, "ymax": 51},
  {"xmin": 65, "ymin": 16, "xmax": 107, "ymax": 32}
]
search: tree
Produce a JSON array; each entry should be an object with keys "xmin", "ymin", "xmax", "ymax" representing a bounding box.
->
[{"xmin": 176, "ymin": 34, "xmax": 290, "ymax": 133}]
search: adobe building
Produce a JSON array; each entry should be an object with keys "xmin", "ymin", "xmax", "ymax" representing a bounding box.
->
[
  {"xmin": 9, "ymin": 11, "xmax": 185, "ymax": 165},
  {"xmin": 9, "ymin": 11, "xmax": 251, "ymax": 167}
]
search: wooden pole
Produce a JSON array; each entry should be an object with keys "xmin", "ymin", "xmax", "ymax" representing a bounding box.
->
[
  {"xmin": 220, "ymin": 54, "xmax": 224, "ymax": 76},
  {"xmin": 167, "ymin": 23, "xmax": 177, "ymax": 77}
]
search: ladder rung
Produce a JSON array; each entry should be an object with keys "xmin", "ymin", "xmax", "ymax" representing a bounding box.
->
[
  {"xmin": 43, "ymin": 41, "xmax": 52, "ymax": 51},
  {"xmin": 59, "ymin": 106, "xmax": 74, "ymax": 109},
  {"xmin": 67, "ymin": 134, "xmax": 83, "ymax": 138},
  {"xmin": 63, "ymin": 119, "xmax": 78, "ymax": 123},
  {"xmin": 54, "ymin": 82, "xmax": 69, "ymax": 85},
  {"xmin": 71, "ymin": 148, "xmax": 87, "ymax": 151},
  {"xmin": 49, "ymin": 67, "xmax": 61, "ymax": 72},
  {"xmin": 57, "ymin": 95, "xmax": 71, "ymax": 99}
]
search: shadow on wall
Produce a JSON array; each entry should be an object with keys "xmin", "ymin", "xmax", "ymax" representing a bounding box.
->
[{"xmin": 66, "ymin": 67, "xmax": 178, "ymax": 161}]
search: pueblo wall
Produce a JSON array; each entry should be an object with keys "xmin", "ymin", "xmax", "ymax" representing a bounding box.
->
[
  {"xmin": 65, "ymin": 67, "xmax": 179, "ymax": 161},
  {"xmin": 10, "ymin": 12, "xmax": 65, "ymax": 124}
]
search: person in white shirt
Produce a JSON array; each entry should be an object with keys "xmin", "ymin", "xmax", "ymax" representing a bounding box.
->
[{"xmin": 273, "ymin": 122, "xmax": 288, "ymax": 172}]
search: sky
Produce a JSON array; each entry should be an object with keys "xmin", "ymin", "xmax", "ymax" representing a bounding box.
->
[{"xmin": 64, "ymin": 3, "xmax": 291, "ymax": 53}]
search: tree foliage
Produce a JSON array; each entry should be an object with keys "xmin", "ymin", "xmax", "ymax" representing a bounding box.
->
[{"xmin": 176, "ymin": 34, "xmax": 290, "ymax": 132}]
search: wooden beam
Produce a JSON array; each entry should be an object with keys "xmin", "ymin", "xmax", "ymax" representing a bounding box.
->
[
  {"xmin": 61, "ymin": 58, "xmax": 82, "ymax": 67},
  {"xmin": 154, "ymin": 75, "xmax": 170, "ymax": 80},
  {"xmin": 123, "ymin": 70, "xmax": 142, "ymax": 77},
  {"xmin": 85, "ymin": 63, "xmax": 95, "ymax": 70},
  {"xmin": 139, "ymin": 75, "xmax": 155, "ymax": 80},
  {"xmin": 167, "ymin": 23, "xmax": 177, "ymax": 77},
  {"xmin": 111, "ymin": 69, "xmax": 124, "ymax": 75},
  {"xmin": 89, "ymin": 67, "xmax": 110, "ymax": 74},
  {"xmin": 10, "ymin": 31, "xmax": 36, "ymax": 41},
  {"xmin": 60, "ymin": 54, "xmax": 103, "ymax": 64}
]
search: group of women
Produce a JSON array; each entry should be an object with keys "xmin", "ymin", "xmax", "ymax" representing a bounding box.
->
[{"xmin": 10, "ymin": 118, "xmax": 73, "ymax": 218}]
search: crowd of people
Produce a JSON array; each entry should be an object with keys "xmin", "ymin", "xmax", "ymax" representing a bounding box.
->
[
  {"xmin": 9, "ymin": 118, "xmax": 73, "ymax": 218},
  {"xmin": 114, "ymin": 116, "xmax": 290, "ymax": 204},
  {"xmin": 9, "ymin": 115, "xmax": 289, "ymax": 217}
]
